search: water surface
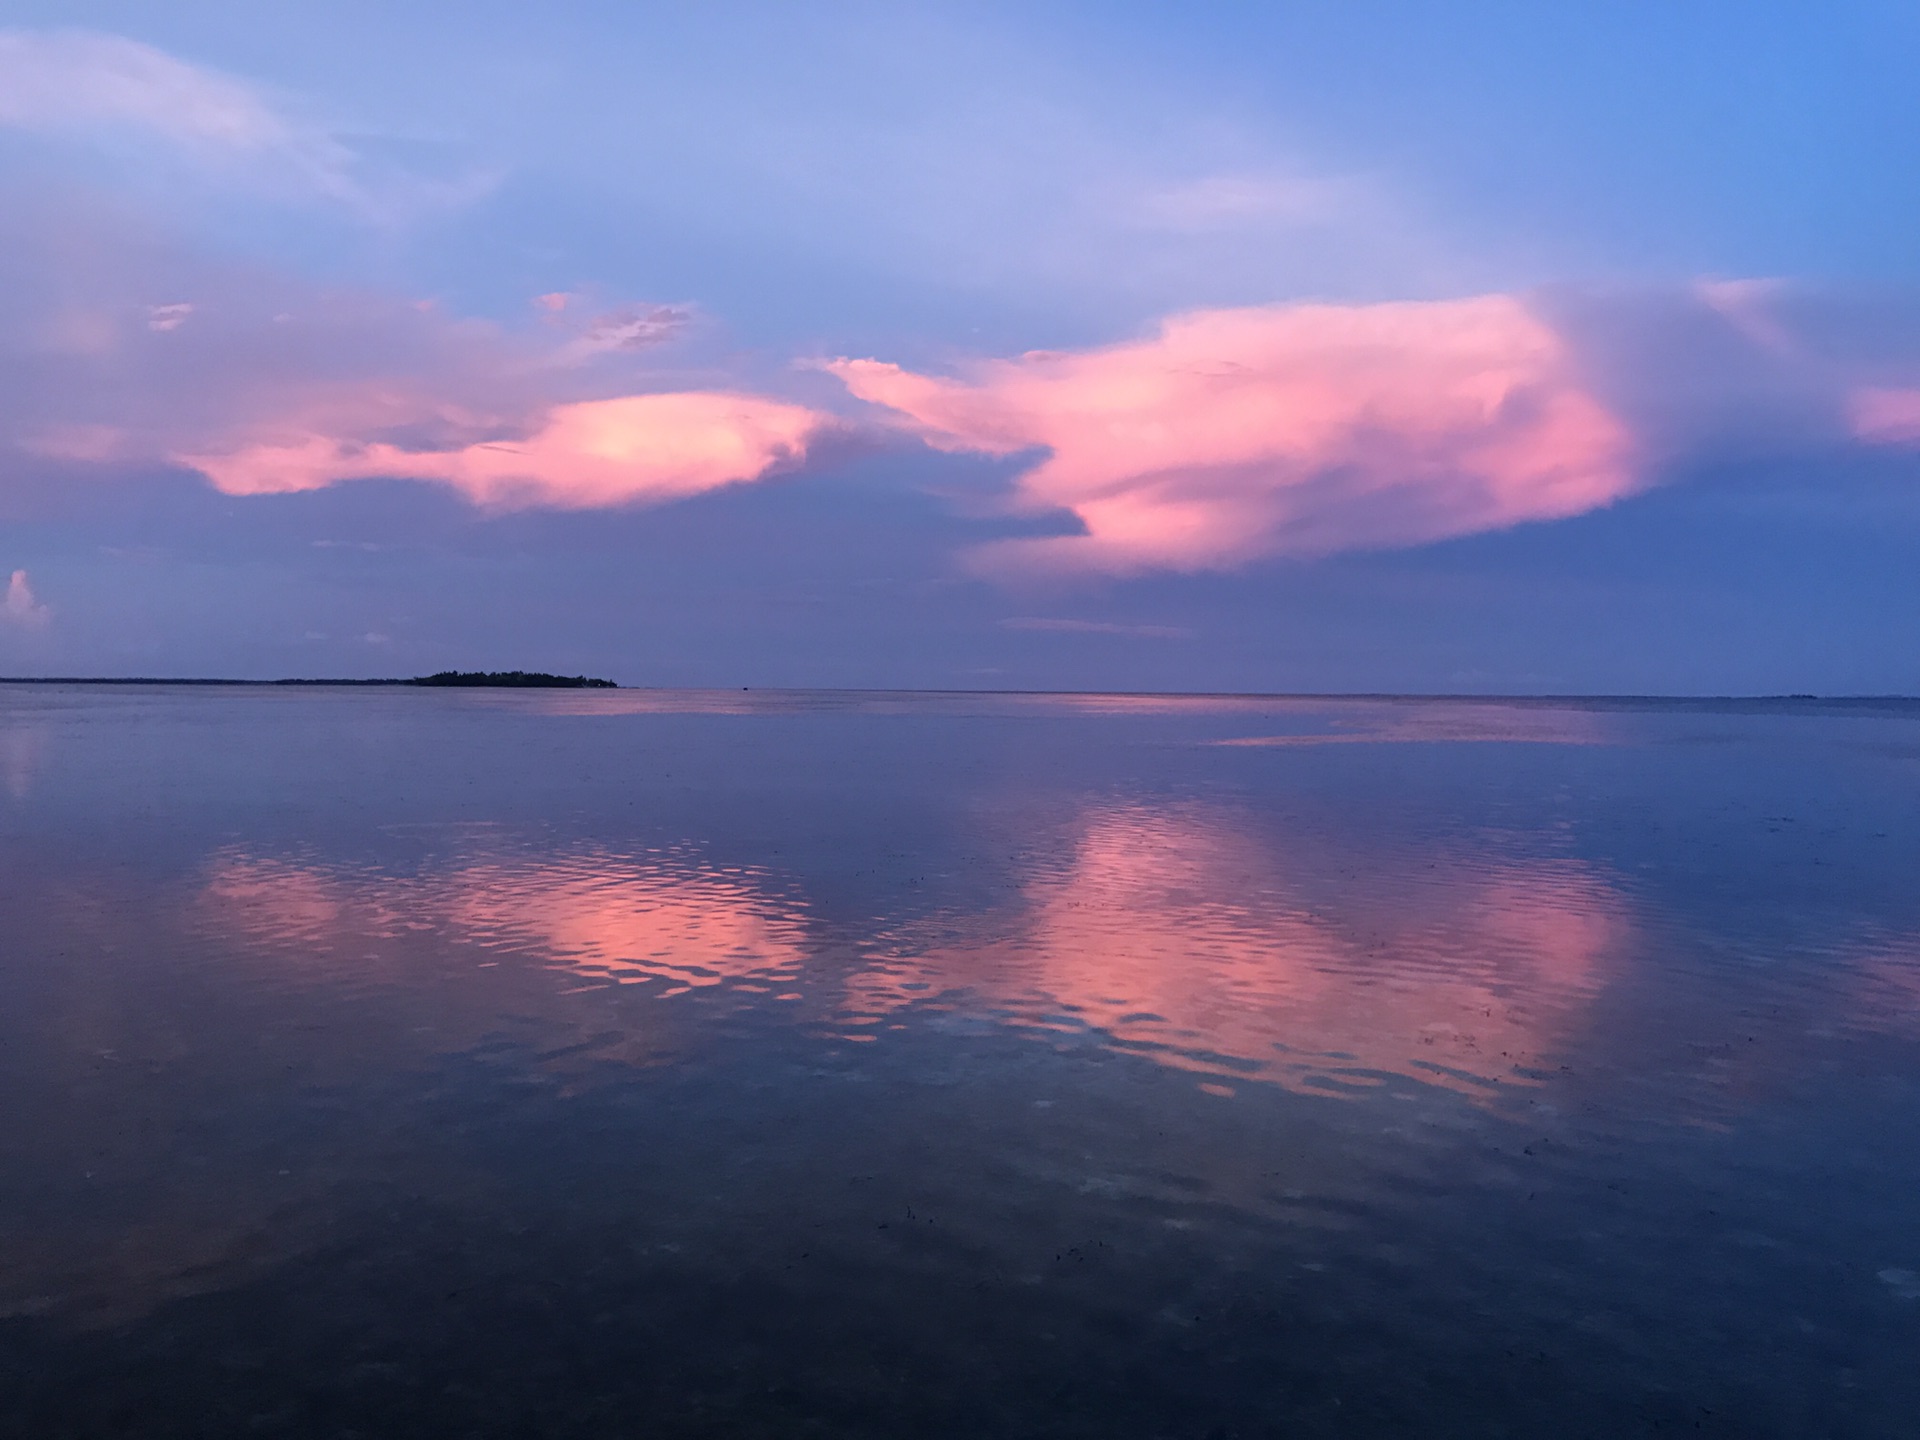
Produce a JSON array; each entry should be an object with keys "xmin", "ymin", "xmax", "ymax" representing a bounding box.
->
[{"xmin": 2, "ymin": 686, "xmax": 1918, "ymax": 1437}]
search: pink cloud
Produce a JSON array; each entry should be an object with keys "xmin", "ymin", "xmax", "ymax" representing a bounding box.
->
[
  {"xmin": 828, "ymin": 295, "xmax": 1637, "ymax": 574},
  {"xmin": 179, "ymin": 392, "xmax": 827, "ymax": 509},
  {"xmin": 2, "ymin": 570, "xmax": 49, "ymax": 628},
  {"xmin": 1851, "ymin": 387, "xmax": 1920, "ymax": 446},
  {"xmin": 0, "ymin": 193, "xmax": 831, "ymax": 514}
]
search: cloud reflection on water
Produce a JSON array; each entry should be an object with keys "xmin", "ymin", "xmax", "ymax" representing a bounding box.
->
[
  {"xmin": 1213, "ymin": 702, "xmax": 1618, "ymax": 748},
  {"xmin": 0, "ymin": 721, "xmax": 45, "ymax": 799},
  {"xmin": 194, "ymin": 798, "xmax": 1629, "ymax": 1100},
  {"xmin": 199, "ymin": 846, "xmax": 809, "ymax": 999},
  {"xmin": 848, "ymin": 802, "xmax": 1627, "ymax": 1096}
]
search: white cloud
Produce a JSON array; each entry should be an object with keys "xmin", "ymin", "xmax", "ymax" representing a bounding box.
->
[
  {"xmin": 146, "ymin": 302, "xmax": 193, "ymax": 332},
  {"xmin": 0, "ymin": 29, "xmax": 491, "ymax": 221},
  {"xmin": 0, "ymin": 31, "xmax": 353, "ymax": 185}
]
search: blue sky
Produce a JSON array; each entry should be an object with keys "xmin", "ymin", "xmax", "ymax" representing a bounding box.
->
[{"xmin": 1, "ymin": 2, "xmax": 1917, "ymax": 690}]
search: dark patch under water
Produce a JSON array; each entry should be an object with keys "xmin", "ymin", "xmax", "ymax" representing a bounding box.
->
[{"xmin": 1, "ymin": 686, "xmax": 1917, "ymax": 1438}]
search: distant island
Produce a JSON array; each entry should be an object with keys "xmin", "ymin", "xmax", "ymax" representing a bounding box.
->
[
  {"xmin": 408, "ymin": 671, "xmax": 618, "ymax": 689},
  {"xmin": 0, "ymin": 673, "xmax": 620, "ymax": 688}
]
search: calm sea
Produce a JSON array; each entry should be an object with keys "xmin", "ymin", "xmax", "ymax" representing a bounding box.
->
[{"xmin": 2, "ymin": 685, "xmax": 1917, "ymax": 1437}]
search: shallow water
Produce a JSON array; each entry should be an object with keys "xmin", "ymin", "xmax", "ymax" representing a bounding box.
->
[{"xmin": 2, "ymin": 685, "xmax": 1918, "ymax": 1438}]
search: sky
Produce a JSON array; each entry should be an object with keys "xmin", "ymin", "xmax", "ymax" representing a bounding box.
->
[{"xmin": 0, "ymin": 1, "xmax": 1917, "ymax": 692}]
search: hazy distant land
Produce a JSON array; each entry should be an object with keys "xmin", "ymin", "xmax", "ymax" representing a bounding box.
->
[
  {"xmin": 408, "ymin": 671, "xmax": 619, "ymax": 689},
  {"xmin": 0, "ymin": 671, "xmax": 619, "ymax": 689}
]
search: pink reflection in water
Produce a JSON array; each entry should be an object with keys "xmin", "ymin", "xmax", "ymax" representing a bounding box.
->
[
  {"xmin": 1214, "ymin": 702, "xmax": 1619, "ymax": 748},
  {"xmin": 195, "ymin": 803, "xmax": 1630, "ymax": 1099},
  {"xmin": 847, "ymin": 803, "xmax": 1629, "ymax": 1096},
  {"xmin": 199, "ymin": 848, "xmax": 808, "ymax": 995},
  {"xmin": 1847, "ymin": 941, "xmax": 1920, "ymax": 1040}
]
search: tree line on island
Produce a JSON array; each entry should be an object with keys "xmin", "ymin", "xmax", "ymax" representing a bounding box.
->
[{"xmin": 264, "ymin": 671, "xmax": 619, "ymax": 688}]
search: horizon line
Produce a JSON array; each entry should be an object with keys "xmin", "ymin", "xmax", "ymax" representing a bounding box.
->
[{"xmin": 0, "ymin": 678, "xmax": 1915, "ymax": 705}]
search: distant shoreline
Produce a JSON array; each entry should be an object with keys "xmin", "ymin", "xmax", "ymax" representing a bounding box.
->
[{"xmin": 0, "ymin": 671, "xmax": 619, "ymax": 689}]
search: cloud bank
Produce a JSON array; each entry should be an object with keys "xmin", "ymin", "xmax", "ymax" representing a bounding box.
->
[
  {"xmin": 4, "ymin": 128, "xmax": 1918, "ymax": 575},
  {"xmin": 830, "ymin": 295, "xmax": 1638, "ymax": 574}
]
